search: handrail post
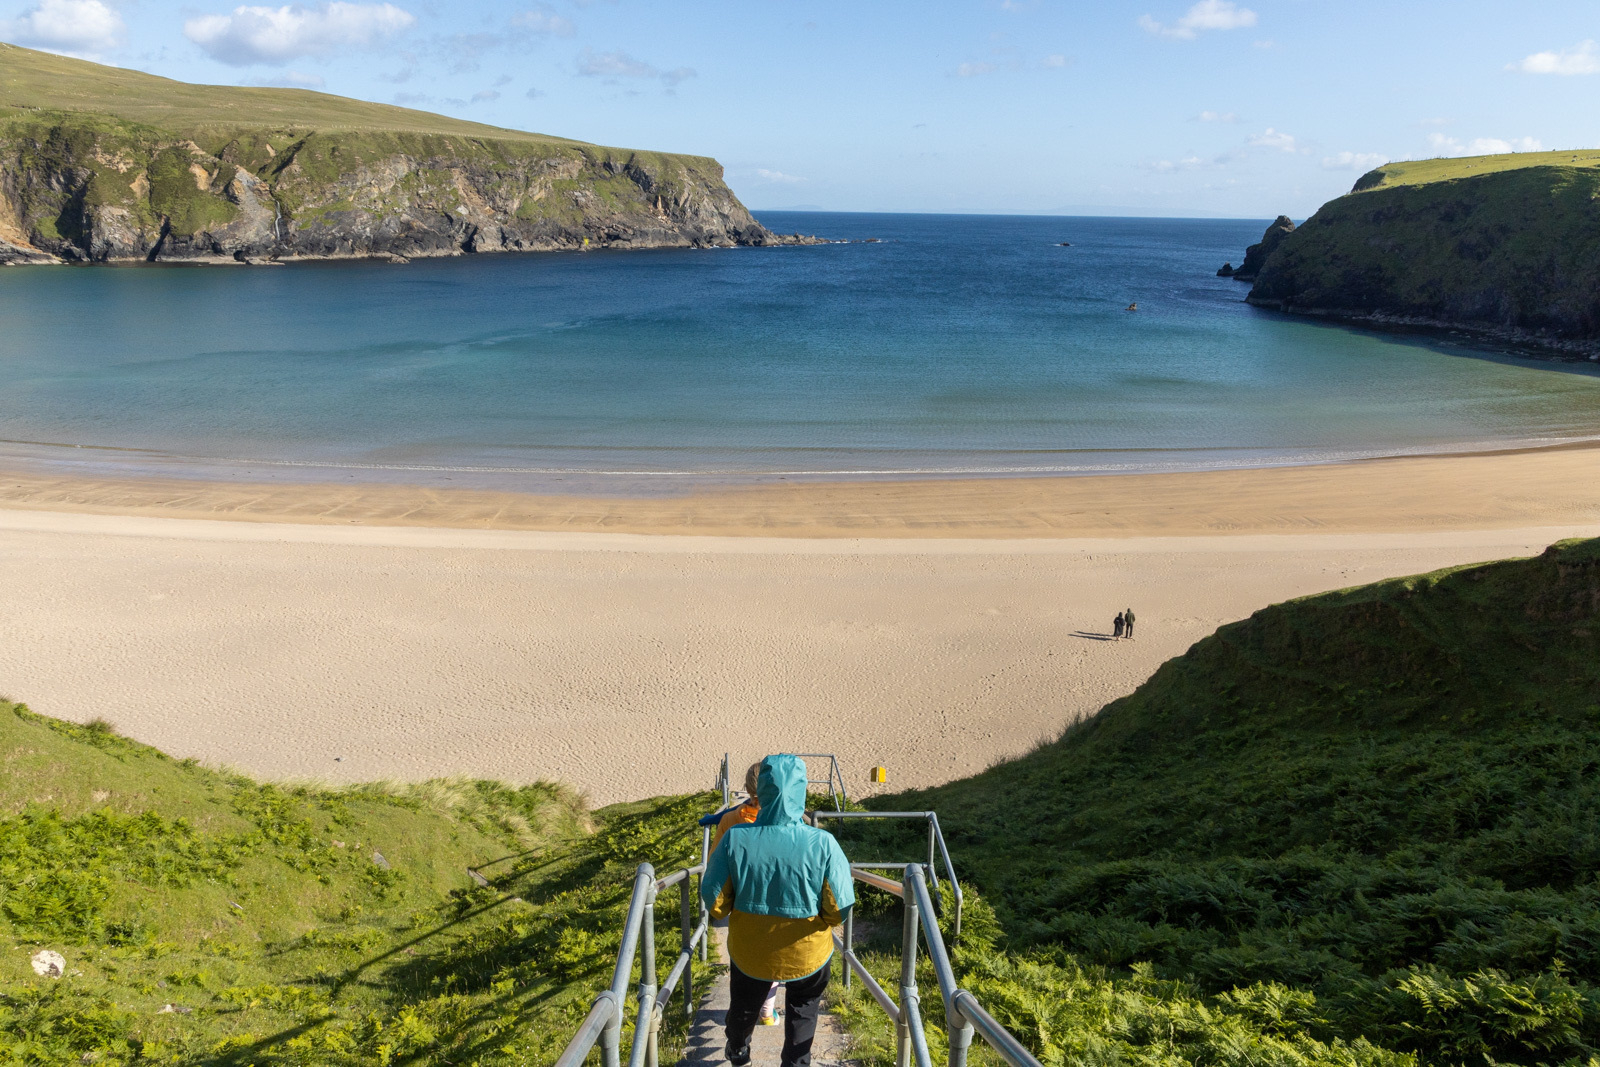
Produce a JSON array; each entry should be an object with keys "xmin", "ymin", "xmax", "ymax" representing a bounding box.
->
[
  {"xmin": 843, "ymin": 908, "xmax": 854, "ymax": 990},
  {"xmin": 700, "ymin": 826, "xmax": 712, "ymax": 963},
  {"xmin": 680, "ymin": 875, "xmax": 694, "ymax": 1018},
  {"xmin": 599, "ymin": 1001, "xmax": 623, "ymax": 1067},
  {"xmin": 645, "ymin": 894, "xmax": 659, "ymax": 1067},
  {"xmin": 897, "ymin": 866, "xmax": 921, "ymax": 1067},
  {"xmin": 948, "ymin": 1016, "xmax": 975, "ymax": 1067}
]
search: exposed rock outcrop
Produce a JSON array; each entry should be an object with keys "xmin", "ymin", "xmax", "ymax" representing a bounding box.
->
[
  {"xmin": 0, "ymin": 117, "xmax": 814, "ymax": 266},
  {"xmin": 1220, "ymin": 215, "xmax": 1295, "ymax": 281}
]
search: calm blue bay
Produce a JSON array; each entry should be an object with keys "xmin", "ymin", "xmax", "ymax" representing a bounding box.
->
[{"xmin": 2, "ymin": 212, "xmax": 1598, "ymax": 492}]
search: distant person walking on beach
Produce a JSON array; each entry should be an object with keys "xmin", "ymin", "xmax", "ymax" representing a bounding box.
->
[
  {"xmin": 1113, "ymin": 613, "xmax": 1125, "ymax": 639},
  {"xmin": 1124, "ymin": 608, "xmax": 1136, "ymax": 638},
  {"xmin": 703, "ymin": 754, "xmax": 855, "ymax": 1067}
]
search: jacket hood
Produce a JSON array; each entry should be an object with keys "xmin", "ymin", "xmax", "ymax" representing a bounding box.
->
[{"xmin": 753, "ymin": 754, "xmax": 808, "ymax": 826}]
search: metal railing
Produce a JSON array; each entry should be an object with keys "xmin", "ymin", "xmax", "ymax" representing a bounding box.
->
[
  {"xmin": 835, "ymin": 863, "xmax": 1042, "ymax": 1067},
  {"xmin": 553, "ymin": 858, "xmax": 712, "ymax": 1067},
  {"xmin": 814, "ymin": 810, "xmax": 964, "ymax": 939},
  {"xmin": 717, "ymin": 751, "xmax": 849, "ymax": 812},
  {"xmin": 557, "ymin": 757, "xmax": 1039, "ymax": 1067}
]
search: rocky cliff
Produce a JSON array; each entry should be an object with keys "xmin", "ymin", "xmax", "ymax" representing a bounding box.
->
[
  {"xmin": 0, "ymin": 45, "xmax": 804, "ymax": 265},
  {"xmin": 1217, "ymin": 214, "xmax": 1293, "ymax": 280},
  {"xmin": 1242, "ymin": 154, "xmax": 1600, "ymax": 356}
]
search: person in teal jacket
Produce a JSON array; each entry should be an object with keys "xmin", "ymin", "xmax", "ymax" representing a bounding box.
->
[{"xmin": 702, "ymin": 753, "xmax": 855, "ymax": 1067}]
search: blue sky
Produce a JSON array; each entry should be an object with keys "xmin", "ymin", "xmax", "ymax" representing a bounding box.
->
[{"xmin": 4, "ymin": 0, "xmax": 1598, "ymax": 217}]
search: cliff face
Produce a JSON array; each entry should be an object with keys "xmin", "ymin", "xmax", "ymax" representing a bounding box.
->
[
  {"xmin": 0, "ymin": 114, "xmax": 784, "ymax": 264},
  {"xmin": 1245, "ymin": 162, "xmax": 1600, "ymax": 352},
  {"xmin": 1217, "ymin": 215, "xmax": 1293, "ymax": 280}
]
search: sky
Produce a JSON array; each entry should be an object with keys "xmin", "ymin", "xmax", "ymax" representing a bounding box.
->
[{"xmin": 3, "ymin": 0, "xmax": 1598, "ymax": 218}]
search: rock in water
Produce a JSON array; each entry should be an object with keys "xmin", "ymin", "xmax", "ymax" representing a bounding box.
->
[
  {"xmin": 31, "ymin": 950, "xmax": 65, "ymax": 978},
  {"xmin": 1224, "ymin": 216, "xmax": 1295, "ymax": 282},
  {"xmin": 1217, "ymin": 262, "xmax": 1234, "ymax": 277}
]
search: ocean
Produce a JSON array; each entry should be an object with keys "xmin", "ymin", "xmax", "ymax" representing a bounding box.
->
[{"xmin": 2, "ymin": 212, "xmax": 1598, "ymax": 493}]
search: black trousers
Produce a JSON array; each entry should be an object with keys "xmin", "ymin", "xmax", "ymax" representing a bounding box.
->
[{"xmin": 726, "ymin": 958, "xmax": 831, "ymax": 1067}]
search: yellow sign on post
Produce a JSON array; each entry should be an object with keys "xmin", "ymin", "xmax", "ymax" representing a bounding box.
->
[{"xmin": 869, "ymin": 766, "xmax": 888, "ymax": 784}]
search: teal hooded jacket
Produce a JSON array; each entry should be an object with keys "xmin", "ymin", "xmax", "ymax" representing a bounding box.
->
[{"xmin": 701, "ymin": 754, "xmax": 856, "ymax": 980}]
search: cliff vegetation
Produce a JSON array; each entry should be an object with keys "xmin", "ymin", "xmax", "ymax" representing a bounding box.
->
[
  {"xmin": 1243, "ymin": 151, "xmax": 1600, "ymax": 354},
  {"xmin": 0, "ymin": 42, "xmax": 793, "ymax": 265}
]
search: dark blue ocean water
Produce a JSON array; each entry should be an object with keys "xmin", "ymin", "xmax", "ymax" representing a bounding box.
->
[{"xmin": 2, "ymin": 212, "xmax": 1598, "ymax": 491}]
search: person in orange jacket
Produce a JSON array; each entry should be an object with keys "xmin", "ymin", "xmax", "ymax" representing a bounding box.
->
[{"xmin": 711, "ymin": 762, "xmax": 762, "ymax": 852}]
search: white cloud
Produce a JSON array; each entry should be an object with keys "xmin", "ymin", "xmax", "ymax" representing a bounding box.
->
[
  {"xmin": 1041, "ymin": 54, "xmax": 1066, "ymax": 68},
  {"xmin": 471, "ymin": 88, "xmax": 499, "ymax": 101},
  {"xmin": 185, "ymin": 2, "xmax": 414, "ymax": 65},
  {"xmin": 1139, "ymin": 0, "xmax": 1256, "ymax": 40},
  {"xmin": 1248, "ymin": 126, "xmax": 1298, "ymax": 152},
  {"xmin": 5, "ymin": 0, "xmax": 124, "ymax": 55},
  {"xmin": 1322, "ymin": 151, "xmax": 1387, "ymax": 171},
  {"xmin": 955, "ymin": 61, "xmax": 998, "ymax": 76},
  {"xmin": 509, "ymin": 7, "xmax": 573, "ymax": 37},
  {"xmin": 755, "ymin": 169, "xmax": 805, "ymax": 184},
  {"xmin": 1195, "ymin": 109, "xmax": 1237, "ymax": 122},
  {"xmin": 576, "ymin": 48, "xmax": 695, "ymax": 87},
  {"xmin": 1510, "ymin": 40, "xmax": 1599, "ymax": 76},
  {"xmin": 1428, "ymin": 132, "xmax": 1544, "ymax": 156}
]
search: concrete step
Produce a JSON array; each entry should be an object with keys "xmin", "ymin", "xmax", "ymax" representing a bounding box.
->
[{"xmin": 679, "ymin": 924, "xmax": 854, "ymax": 1067}]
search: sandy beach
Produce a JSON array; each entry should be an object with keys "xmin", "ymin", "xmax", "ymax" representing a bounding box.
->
[{"xmin": 1, "ymin": 445, "xmax": 1596, "ymax": 805}]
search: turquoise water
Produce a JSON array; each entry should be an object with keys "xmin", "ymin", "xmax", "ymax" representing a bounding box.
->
[{"xmin": 2, "ymin": 212, "xmax": 1599, "ymax": 492}]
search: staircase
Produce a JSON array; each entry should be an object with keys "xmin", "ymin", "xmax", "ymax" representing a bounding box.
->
[{"xmin": 680, "ymin": 923, "xmax": 854, "ymax": 1067}]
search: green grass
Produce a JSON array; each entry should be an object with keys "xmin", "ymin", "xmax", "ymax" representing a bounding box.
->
[
  {"xmin": 0, "ymin": 42, "xmax": 584, "ymax": 146},
  {"xmin": 0, "ymin": 703, "xmax": 714, "ymax": 1065},
  {"xmin": 1354, "ymin": 150, "xmax": 1600, "ymax": 193},
  {"xmin": 850, "ymin": 536, "xmax": 1600, "ymax": 1067}
]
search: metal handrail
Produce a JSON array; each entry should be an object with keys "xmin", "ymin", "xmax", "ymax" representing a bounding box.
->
[
  {"xmin": 557, "ymin": 757, "xmax": 1026, "ymax": 1067},
  {"xmin": 721, "ymin": 751, "xmax": 850, "ymax": 812},
  {"xmin": 837, "ymin": 863, "xmax": 1043, "ymax": 1067},
  {"xmin": 818, "ymin": 811, "xmax": 965, "ymax": 939},
  {"xmin": 555, "ymin": 853, "xmax": 713, "ymax": 1067}
]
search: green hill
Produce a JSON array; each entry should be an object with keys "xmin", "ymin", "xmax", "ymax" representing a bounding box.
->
[
  {"xmin": 0, "ymin": 703, "xmax": 708, "ymax": 1065},
  {"xmin": 1245, "ymin": 152, "xmax": 1600, "ymax": 352},
  {"xmin": 0, "ymin": 42, "xmax": 583, "ymax": 144},
  {"xmin": 871, "ymin": 536, "xmax": 1600, "ymax": 1067},
  {"xmin": 1351, "ymin": 150, "xmax": 1600, "ymax": 193},
  {"xmin": 0, "ymin": 43, "xmax": 782, "ymax": 265}
]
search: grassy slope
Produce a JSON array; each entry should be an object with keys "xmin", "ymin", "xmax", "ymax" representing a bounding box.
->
[
  {"xmin": 1248, "ymin": 160, "xmax": 1600, "ymax": 338},
  {"xmin": 0, "ymin": 703, "xmax": 711, "ymax": 1066},
  {"xmin": 1355, "ymin": 150, "xmax": 1600, "ymax": 193},
  {"xmin": 0, "ymin": 41, "xmax": 582, "ymax": 145},
  {"xmin": 868, "ymin": 537, "xmax": 1600, "ymax": 1067}
]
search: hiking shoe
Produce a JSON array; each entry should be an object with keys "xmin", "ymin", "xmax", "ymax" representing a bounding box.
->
[{"xmin": 726, "ymin": 1039, "xmax": 751, "ymax": 1066}]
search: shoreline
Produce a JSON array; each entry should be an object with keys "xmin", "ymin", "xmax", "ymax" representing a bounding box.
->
[{"xmin": 1, "ymin": 438, "xmax": 1598, "ymax": 537}]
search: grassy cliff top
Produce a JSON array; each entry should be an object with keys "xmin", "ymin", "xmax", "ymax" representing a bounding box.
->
[
  {"xmin": 1355, "ymin": 148, "xmax": 1600, "ymax": 191},
  {"xmin": 0, "ymin": 41, "xmax": 587, "ymax": 145}
]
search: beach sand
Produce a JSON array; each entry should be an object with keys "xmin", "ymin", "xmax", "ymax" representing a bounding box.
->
[{"xmin": 1, "ymin": 443, "xmax": 1597, "ymax": 804}]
